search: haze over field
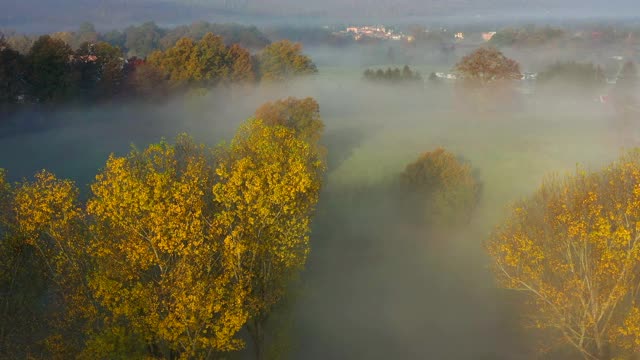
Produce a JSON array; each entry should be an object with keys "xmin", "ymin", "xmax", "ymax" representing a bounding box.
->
[
  {"xmin": 0, "ymin": 62, "xmax": 626, "ymax": 358},
  {"xmin": 2, "ymin": 2, "xmax": 640, "ymax": 359}
]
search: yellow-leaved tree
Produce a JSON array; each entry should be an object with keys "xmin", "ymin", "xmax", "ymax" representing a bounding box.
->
[
  {"xmin": 213, "ymin": 119, "xmax": 324, "ymax": 360},
  {"xmin": 13, "ymin": 170, "xmax": 96, "ymax": 357},
  {"xmin": 86, "ymin": 135, "xmax": 249, "ymax": 359},
  {"xmin": 254, "ymin": 97, "xmax": 324, "ymax": 147},
  {"xmin": 400, "ymin": 148, "xmax": 481, "ymax": 226},
  {"xmin": 486, "ymin": 150, "xmax": 640, "ymax": 360}
]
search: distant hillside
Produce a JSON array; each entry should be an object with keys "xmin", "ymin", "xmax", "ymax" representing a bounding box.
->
[{"xmin": 3, "ymin": 0, "xmax": 640, "ymax": 33}]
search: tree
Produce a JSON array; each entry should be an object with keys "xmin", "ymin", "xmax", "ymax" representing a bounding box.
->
[
  {"xmin": 126, "ymin": 61, "xmax": 168, "ymax": 100},
  {"xmin": 254, "ymin": 97, "xmax": 324, "ymax": 146},
  {"xmin": 148, "ymin": 33, "xmax": 254, "ymax": 89},
  {"xmin": 75, "ymin": 22, "xmax": 99, "ymax": 47},
  {"xmin": 486, "ymin": 150, "xmax": 640, "ymax": 359},
  {"xmin": 213, "ymin": 119, "xmax": 324, "ymax": 360},
  {"xmin": 400, "ymin": 148, "xmax": 480, "ymax": 226},
  {"xmin": 228, "ymin": 44, "xmax": 256, "ymax": 83},
  {"xmin": 489, "ymin": 26, "xmax": 566, "ymax": 48},
  {"xmin": 86, "ymin": 135, "xmax": 249, "ymax": 358},
  {"xmin": 0, "ymin": 169, "xmax": 47, "ymax": 358},
  {"xmin": 90, "ymin": 42, "xmax": 125, "ymax": 100},
  {"xmin": 12, "ymin": 171, "xmax": 96, "ymax": 357},
  {"xmin": 258, "ymin": 40, "xmax": 317, "ymax": 81},
  {"xmin": 26, "ymin": 35, "xmax": 74, "ymax": 103},
  {"xmin": 6, "ymin": 34, "xmax": 34, "ymax": 54},
  {"xmin": 72, "ymin": 42, "xmax": 125, "ymax": 101},
  {"xmin": 0, "ymin": 40, "xmax": 27, "ymax": 110},
  {"xmin": 192, "ymin": 33, "xmax": 233, "ymax": 86},
  {"xmin": 158, "ymin": 21, "xmax": 270, "ymax": 51},
  {"xmin": 454, "ymin": 47, "xmax": 521, "ymax": 85},
  {"xmin": 101, "ymin": 30, "xmax": 126, "ymax": 49},
  {"xmin": 537, "ymin": 61, "xmax": 606, "ymax": 93},
  {"xmin": 50, "ymin": 32, "xmax": 75, "ymax": 47},
  {"xmin": 362, "ymin": 65, "xmax": 422, "ymax": 84},
  {"xmin": 124, "ymin": 21, "xmax": 164, "ymax": 57}
]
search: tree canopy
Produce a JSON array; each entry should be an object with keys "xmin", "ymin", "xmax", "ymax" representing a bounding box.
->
[
  {"xmin": 0, "ymin": 99, "xmax": 326, "ymax": 359},
  {"xmin": 254, "ymin": 97, "xmax": 324, "ymax": 146},
  {"xmin": 400, "ymin": 148, "xmax": 481, "ymax": 226},
  {"xmin": 486, "ymin": 151, "xmax": 640, "ymax": 359},
  {"xmin": 258, "ymin": 40, "xmax": 317, "ymax": 81},
  {"xmin": 363, "ymin": 65, "xmax": 422, "ymax": 84},
  {"xmin": 454, "ymin": 47, "xmax": 521, "ymax": 85},
  {"xmin": 537, "ymin": 61, "xmax": 606, "ymax": 91}
]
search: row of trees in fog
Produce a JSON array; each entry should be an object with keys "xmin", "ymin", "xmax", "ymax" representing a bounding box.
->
[
  {"xmin": 363, "ymin": 65, "xmax": 422, "ymax": 84},
  {"xmin": 451, "ymin": 46, "xmax": 638, "ymax": 116},
  {"xmin": 0, "ymin": 97, "xmax": 325, "ymax": 359},
  {"xmin": 3, "ymin": 21, "xmax": 271, "ymax": 58},
  {"xmin": 0, "ymin": 32, "xmax": 316, "ymax": 112}
]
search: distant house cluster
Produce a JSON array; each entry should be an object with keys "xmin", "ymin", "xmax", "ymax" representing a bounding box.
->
[
  {"xmin": 332, "ymin": 25, "xmax": 503, "ymax": 44},
  {"xmin": 334, "ymin": 26, "xmax": 410, "ymax": 41}
]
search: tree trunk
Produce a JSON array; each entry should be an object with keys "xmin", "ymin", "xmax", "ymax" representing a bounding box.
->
[
  {"xmin": 593, "ymin": 335, "xmax": 611, "ymax": 360},
  {"xmin": 248, "ymin": 317, "xmax": 265, "ymax": 360}
]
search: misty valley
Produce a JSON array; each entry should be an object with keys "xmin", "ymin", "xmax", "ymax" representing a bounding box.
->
[{"xmin": 2, "ymin": 13, "xmax": 640, "ymax": 360}]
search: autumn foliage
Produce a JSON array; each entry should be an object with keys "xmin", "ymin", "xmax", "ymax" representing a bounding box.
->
[
  {"xmin": 400, "ymin": 148, "xmax": 481, "ymax": 226},
  {"xmin": 254, "ymin": 97, "xmax": 324, "ymax": 146},
  {"xmin": 453, "ymin": 47, "xmax": 521, "ymax": 112},
  {"xmin": 0, "ymin": 100, "xmax": 325, "ymax": 359},
  {"xmin": 454, "ymin": 47, "xmax": 521, "ymax": 85},
  {"xmin": 257, "ymin": 40, "xmax": 317, "ymax": 81},
  {"xmin": 487, "ymin": 151, "xmax": 640, "ymax": 359}
]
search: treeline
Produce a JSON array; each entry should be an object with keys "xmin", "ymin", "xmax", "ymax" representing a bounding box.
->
[
  {"xmin": 488, "ymin": 25, "xmax": 640, "ymax": 48},
  {"xmin": 0, "ymin": 32, "xmax": 316, "ymax": 114},
  {"xmin": 363, "ymin": 65, "xmax": 422, "ymax": 84},
  {"xmin": 454, "ymin": 46, "xmax": 638, "ymax": 104},
  {"xmin": 0, "ymin": 97, "xmax": 325, "ymax": 359},
  {"xmin": 3, "ymin": 21, "xmax": 271, "ymax": 58},
  {"xmin": 537, "ymin": 61, "xmax": 606, "ymax": 89},
  {"xmin": 489, "ymin": 26, "xmax": 566, "ymax": 47}
]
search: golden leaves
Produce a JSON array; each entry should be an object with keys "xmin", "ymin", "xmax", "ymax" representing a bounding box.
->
[
  {"xmin": 87, "ymin": 134, "xmax": 249, "ymax": 356},
  {"xmin": 1, "ymin": 97, "xmax": 325, "ymax": 358},
  {"xmin": 213, "ymin": 119, "xmax": 323, "ymax": 318},
  {"xmin": 486, "ymin": 150, "xmax": 640, "ymax": 358}
]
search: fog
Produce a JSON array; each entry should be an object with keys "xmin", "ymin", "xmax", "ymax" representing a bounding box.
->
[{"xmin": 0, "ymin": 40, "xmax": 631, "ymax": 358}]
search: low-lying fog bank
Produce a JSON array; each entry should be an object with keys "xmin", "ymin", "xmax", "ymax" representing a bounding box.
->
[{"xmin": 0, "ymin": 63, "xmax": 631, "ymax": 358}]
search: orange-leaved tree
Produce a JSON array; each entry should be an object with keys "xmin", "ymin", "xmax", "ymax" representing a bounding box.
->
[
  {"xmin": 454, "ymin": 46, "xmax": 521, "ymax": 85},
  {"xmin": 453, "ymin": 47, "xmax": 521, "ymax": 112}
]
